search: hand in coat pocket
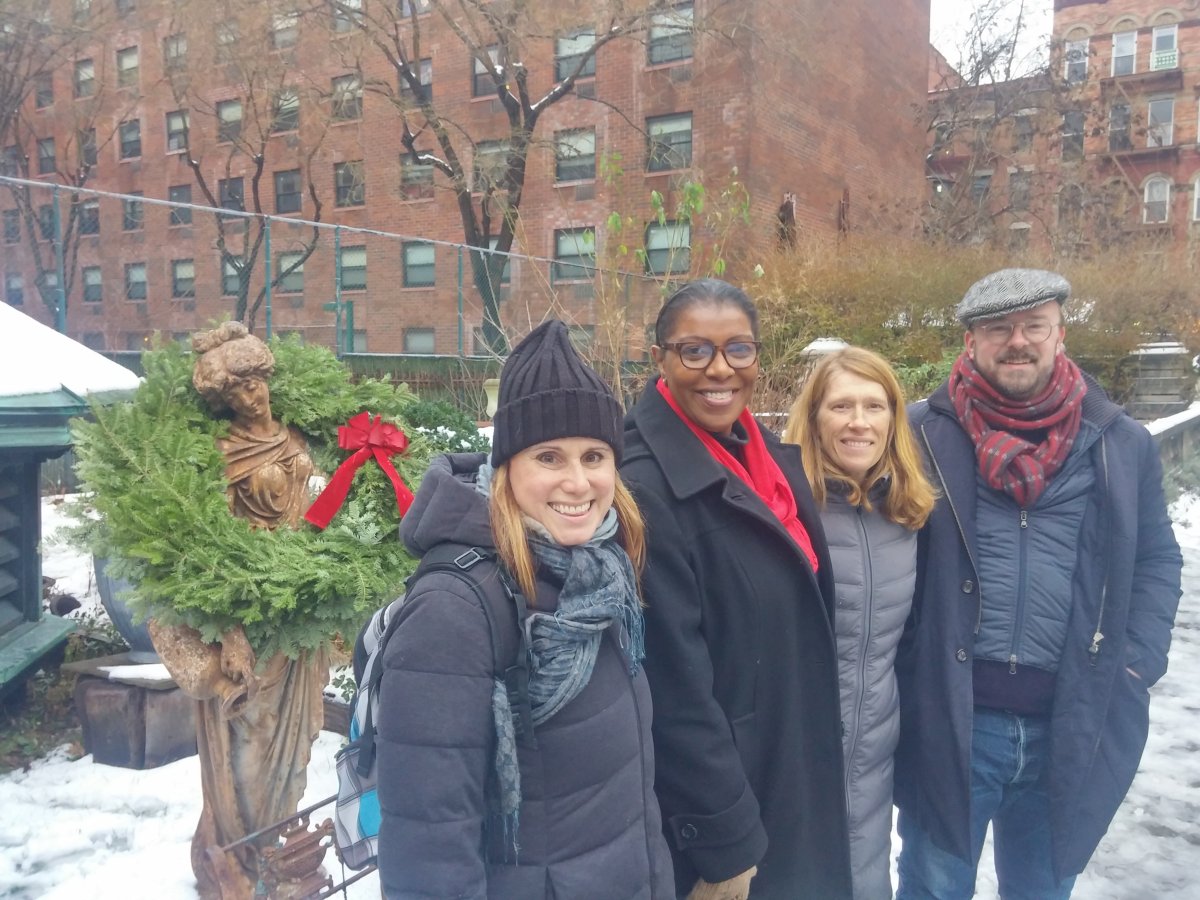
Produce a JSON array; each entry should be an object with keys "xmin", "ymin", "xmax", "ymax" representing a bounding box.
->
[{"xmin": 686, "ymin": 866, "xmax": 757, "ymax": 900}]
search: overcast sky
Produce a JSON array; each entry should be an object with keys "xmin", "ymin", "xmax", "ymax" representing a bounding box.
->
[{"xmin": 929, "ymin": 0, "xmax": 1054, "ymax": 72}]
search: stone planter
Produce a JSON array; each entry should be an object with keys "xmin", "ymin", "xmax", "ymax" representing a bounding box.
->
[{"xmin": 93, "ymin": 556, "xmax": 157, "ymax": 656}]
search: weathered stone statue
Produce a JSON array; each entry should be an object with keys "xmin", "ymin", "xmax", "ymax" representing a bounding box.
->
[{"xmin": 149, "ymin": 322, "xmax": 328, "ymax": 900}]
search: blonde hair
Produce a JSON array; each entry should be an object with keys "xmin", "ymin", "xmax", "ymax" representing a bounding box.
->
[
  {"xmin": 783, "ymin": 347, "xmax": 936, "ymax": 530},
  {"xmin": 488, "ymin": 463, "xmax": 646, "ymax": 605}
]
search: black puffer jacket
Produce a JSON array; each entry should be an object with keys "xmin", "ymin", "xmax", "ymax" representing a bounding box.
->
[
  {"xmin": 375, "ymin": 453, "xmax": 674, "ymax": 899},
  {"xmin": 621, "ymin": 382, "xmax": 852, "ymax": 899}
]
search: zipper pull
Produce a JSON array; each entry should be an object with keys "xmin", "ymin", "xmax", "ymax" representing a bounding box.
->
[
  {"xmin": 1009, "ymin": 654, "xmax": 1017, "ymax": 674},
  {"xmin": 1019, "ymin": 510, "xmax": 1028, "ymax": 529},
  {"xmin": 1089, "ymin": 631, "xmax": 1104, "ymax": 656}
]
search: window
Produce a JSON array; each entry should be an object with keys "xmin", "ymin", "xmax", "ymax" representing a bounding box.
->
[
  {"xmin": 399, "ymin": 0, "xmax": 432, "ymax": 16},
  {"xmin": 472, "ymin": 140, "xmax": 508, "ymax": 193},
  {"xmin": 1058, "ymin": 184, "xmax": 1084, "ymax": 234},
  {"xmin": 34, "ymin": 73, "xmax": 53, "ymax": 108},
  {"xmin": 125, "ymin": 263, "xmax": 147, "ymax": 300},
  {"xmin": 165, "ymin": 110, "xmax": 188, "ymax": 152},
  {"xmin": 274, "ymin": 169, "xmax": 302, "ymax": 213},
  {"xmin": 37, "ymin": 138, "xmax": 55, "ymax": 175},
  {"xmin": 74, "ymin": 59, "xmax": 94, "ymax": 98},
  {"xmin": 79, "ymin": 200, "xmax": 99, "ymax": 235},
  {"xmin": 334, "ymin": 161, "xmax": 365, "ymax": 206},
  {"xmin": 221, "ymin": 258, "xmax": 240, "ymax": 295},
  {"xmin": 272, "ymin": 90, "xmax": 300, "ymax": 133},
  {"xmin": 1062, "ymin": 110, "xmax": 1084, "ymax": 160},
  {"xmin": 37, "ymin": 271, "xmax": 59, "ymax": 305},
  {"xmin": 1143, "ymin": 176, "xmax": 1170, "ymax": 223},
  {"xmin": 482, "ymin": 236, "xmax": 511, "ymax": 282},
  {"xmin": 73, "ymin": 0, "xmax": 90, "ymax": 23},
  {"xmin": 1112, "ymin": 31, "xmax": 1135, "ymax": 76},
  {"xmin": 1064, "ymin": 38, "xmax": 1088, "ymax": 84},
  {"xmin": 82, "ymin": 332, "xmax": 105, "ymax": 350},
  {"xmin": 119, "ymin": 119, "xmax": 141, "ymax": 159},
  {"xmin": 122, "ymin": 193, "xmax": 143, "ymax": 231},
  {"xmin": 2, "ymin": 210, "xmax": 18, "ymax": 243},
  {"xmin": 332, "ymin": 74, "xmax": 363, "ymax": 120},
  {"xmin": 5, "ymin": 273, "xmax": 23, "ymax": 305},
  {"xmin": 970, "ymin": 172, "xmax": 992, "ymax": 205},
  {"xmin": 1147, "ymin": 97, "xmax": 1174, "ymax": 147},
  {"xmin": 473, "ymin": 46, "xmax": 500, "ymax": 98},
  {"xmin": 399, "ymin": 59, "xmax": 432, "ymax": 104},
  {"xmin": 555, "ymin": 29, "xmax": 596, "ymax": 81},
  {"xmin": 0, "ymin": 145, "xmax": 19, "ymax": 177},
  {"xmin": 215, "ymin": 21, "xmax": 238, "ymax": 61},
  {"xmin": 402, "ymin": 241, "xmax": 435, "ymax": 287},
  {"xmin": 340, "ymin": 245, "xmax": 366, "ymax": 290},
  {"xmin": 648, "ymin": 3, "xmax": 693, "ymax": 65},
  {"xmin": 171, "ymin": 259, "xmax": 195, "ymax": 298},
  {"xmin": 217, "ymin": 100, "xmax": 242, "ymax": 143},
  {"xmin": 1013, "ymin": 114, "xmax": 1034, "ymax": 153},
  {"xmin": 644, "ymin": 221, "xmax": 690, "ymax": 275},
  {"xmin": 115, "ymin": 0, "xmax": 134, "ymax": 16},
  {"xmin": 82, "ymin": 266, "xmax": 102, "ymax": 302},
  {"xmin": 276, "ymin": 251, "xmax": 304, "ymax": 292},
  {"xmin": 1151, "ymin": 25, "xmax": 1178, "ymax": 71},
  {"xmin": 1192, "ymin": 177, "xmax": 1200, "ymax": 221},
  {"xmin": 164, "ymin": 33, "xmax": 187, "ymax": 71},
  {"xmin": 79, "ymin": 128, "xmax": 97, "ymax": 167},
  {"xmin": 403, "ymin": 327, "xmax": 436, "ymax": 353},
  {"xmin": 1109, "ymin": 103, "xmax": 1131, "ymax": 151},
  {"xmin": 219, "ymin": 177, "xmax": 244, "ymax": 216},
  {"xmin": 553, "ymin": 227, "xmax": 596, "ymax": 281},
  {"xmin": 400, "ymin": 156, "xmax": 435, "ymax": 200},
  {"xmin": 168, "ymin": 184, "xmax": 192, "ymax": 225},
  {"xmin": 555, "ymin": 129, "xmax": 595, "ymax": 182},
  {"xmin": 332, "ymin": 0, "xmax": 363, "ymax": 32},
  {"xmin": 271, "ymin": 12, "xmax": 299, "ymax": 51},
  {"xmin": 568, "ymin": 325, "xmax": 594, "ymax": 351},
  {"xmin": 647, "ymin": 113, "xmax": 692, "ymax": 171},
  {"xmin": 37, "ymin": 204, "xmax": 53, "ymax": 239},
  {"xmin": 116, "ymin": 47, "xmax": 139, "ymax": 88},
  {"xmin": 1008, "ymin": 171, "xmax": 1030, "ymax": 211}
]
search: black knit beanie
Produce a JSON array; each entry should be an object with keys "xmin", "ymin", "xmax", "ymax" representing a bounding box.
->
[{"xmin": 490, "ymin": 320, "xmax": 624, "ymax": 467}]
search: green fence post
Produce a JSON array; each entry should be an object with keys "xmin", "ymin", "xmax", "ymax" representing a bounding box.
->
[
  {"xmin": 457, "ymin": 244, "xmax": 464, "ymax": 357},
  {"xmin": 334, "ymin": 225, "xmax": 343, "ymax": 356},
  {"xmin": 52, "ymin": 186, "xmax": 67, "ymax": 333},
  {"xmin": 263, "ymin": 217, "xmax": 273, "ymax": 339}
]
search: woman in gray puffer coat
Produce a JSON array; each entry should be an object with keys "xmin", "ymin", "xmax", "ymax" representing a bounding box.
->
[
  {"xmin": 375, "ymin": 321, "xmax": 674, "ymax": 899},
  {"xmin": 785, "ymin": 348, "xmax": 935, "ymax": 899}
]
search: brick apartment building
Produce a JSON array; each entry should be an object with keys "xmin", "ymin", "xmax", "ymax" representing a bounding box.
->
[
  {"xmin": 1, "ymin": 0, "xmax": 931, "ymax": 355},
  {"xmin": 928, "ymin": 0, "xmax": 1200, "ymax": 256}
]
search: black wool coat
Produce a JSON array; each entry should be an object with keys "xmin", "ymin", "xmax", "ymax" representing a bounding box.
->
[{"xmin": 620, "ymin": 382, "xmax": 853, "ymax": 899}]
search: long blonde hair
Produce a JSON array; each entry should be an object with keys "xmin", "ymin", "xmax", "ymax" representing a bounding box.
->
[
  {"xmin": 783, "ymin": 347, "xmax": 936, "ymax": 530},
  {"xmin": 488, "ymin": 463, "xmax": 646, "ymax": 604}
]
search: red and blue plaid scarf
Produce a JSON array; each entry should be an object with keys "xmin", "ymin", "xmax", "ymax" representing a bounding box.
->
[{"xmin": 949, "ymin": 351, "xmax": 1086, "ymax": 508}]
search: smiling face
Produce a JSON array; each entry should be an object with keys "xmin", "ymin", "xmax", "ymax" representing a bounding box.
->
[
  {"xmin": 815, "ymin": 370, "xmax": 892, "ymax": 483},
  {"xmin": 651, "ymin": 301, "xmax": 759, "ymax": 435},
  {"xmin": 964, "ymin": 301, "xmax": 1065, "ymax": 401},
  {"xmin": 507, "ymin": 437, "xmax": 617, "ymax": 546}
]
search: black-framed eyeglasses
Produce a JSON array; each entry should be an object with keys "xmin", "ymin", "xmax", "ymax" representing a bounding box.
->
[
  {"xmin": 662, "ymin": 340, "xmax": 761, "ymax": 370},
  {"xmin": 974, "ymin": 320, "xmax": 1061, "ymax": 345}
]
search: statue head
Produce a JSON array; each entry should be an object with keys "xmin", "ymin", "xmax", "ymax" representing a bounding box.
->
[{"xmin": 192, "ymin": 323, "xmax": 276, "ymax": 418}]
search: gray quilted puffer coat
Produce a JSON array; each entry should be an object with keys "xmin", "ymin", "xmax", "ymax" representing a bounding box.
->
[{"xmin": 822, "ymin": 481, "xmax": 917, "ymax": 900}]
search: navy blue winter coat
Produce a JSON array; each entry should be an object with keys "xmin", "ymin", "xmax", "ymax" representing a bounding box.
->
[{"xmin": 895, "ymin": 380, "xmax": 1182, "ymax": 880}]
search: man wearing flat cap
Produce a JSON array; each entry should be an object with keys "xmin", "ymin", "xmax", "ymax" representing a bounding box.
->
[{"xmin": 894, "ymin": 269, "xmax": 1182, "ymax": 898}]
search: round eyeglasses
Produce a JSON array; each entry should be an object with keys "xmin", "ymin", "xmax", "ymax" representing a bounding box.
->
[
  {"xmin": 974, "ymin": 320, "xmax": 1060, "ymax": 345},
  {"xmin": 662, "ymin": 340, "xmax": 761, "ymax": 370}
]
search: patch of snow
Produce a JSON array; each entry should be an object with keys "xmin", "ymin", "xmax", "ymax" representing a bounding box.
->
[
  {"xmin": 96, "ymin": 664, "xmax": 172, "ymax": 682},
  {"xmin": 0, "ymin": 305, "xmax": 140, "ymax": 399}
]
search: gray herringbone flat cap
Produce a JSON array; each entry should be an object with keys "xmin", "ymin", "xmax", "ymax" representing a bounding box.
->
[{"xmin": 955, "ymin": 268, "xmax": 1071, "ymax": 325}]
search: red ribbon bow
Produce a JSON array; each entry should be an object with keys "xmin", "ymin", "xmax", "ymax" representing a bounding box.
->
[{"xmin": 304, "ymin": 412, "xmax": 415, "ymax": 529}]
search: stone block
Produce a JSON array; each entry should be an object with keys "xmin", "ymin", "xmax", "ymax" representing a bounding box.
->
[{"xmin": 74, "ymin": 675, "xmax": 197, "ymax": 769}]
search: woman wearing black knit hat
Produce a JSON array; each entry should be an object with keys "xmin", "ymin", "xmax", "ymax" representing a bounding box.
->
[{"xmin": 375, "ymin": 319, "xmax": 674, "ymax": 898}]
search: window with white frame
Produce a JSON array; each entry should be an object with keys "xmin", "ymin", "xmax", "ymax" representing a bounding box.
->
[
  {"xmin": 168, "ymin": 184, "xmax": 192, "ymax": 225},
  {"xmin": 403, "ymin": 241, "xmax": 435, "ymax": 287},
  {"xmin": 403, "ymin": 327, "xmax": 436, "ymax": 353},
  {"xmin": 334, "ymin": 160, "xmax": 365, "ymax": 207},
  {"xmin": 1064, "ymin": 38, "xmax": 1088, "ymax": 84},
  {"xmin": 166, "ymin": 110, "xmax": 188, "ymax": 152},
  {"xmin": 644, "ymin": 221, "xmax": 690, "ymax": 275},
  {"xmin": 275, "ymin": 169, "xmax": 302, "ymax": 214},
  {"xmin": 647, "ymin": 113, "xmax": 692, "ymax": 172},
  {"xmin": 272, "ymin": 89, "xmax": 300, "ymax": 133},
  {"xmin": 125, "ymin": 262, "xmax": 146, "ymax": 300},
  {"xmin": 171, "ymin": 259, "xmax": 195, "ymax": 298},
  {"xmin": 555, "ymin": 29, "xmax": 596, "ymax": 80},
  {"xmin": 648, "ymin": 3, "xmax": 693, "ymax": 65},
  {"xmin": 487, "ymin": 237, "xmax": 511, "ymax": 284},
  {"xmin": 122, "ymin": 193, "xmax": 143, "ymax": 231},
  {"xmin": 1062, "ymin": 109, "xmax": 1085, "ymax": 160},
  {"xmin": 400, "ymin": 156, "xmax": 435, "ymax": 200},
  {"xmin": 82, "ymin": 266, "xmax": 102, "ymax": 302},
  {"xmin": 74, "ymin": 59, "xmax": 94, "ymax": 97},
  {"xmin": 79, "ymin": 200, "xmax": 99, "ymax": 234},
  {"xmin": 271, "ymin": 11, "xmax": 299, "ymax": 50},
  {"xmin": 472, "ymin": 140, "xmax": 509, "ymax": 193},
  {"xmin": 332, "ymin": 74, "xmax": 363, "ymax": 120},
  {"xmin": 1146, "ymin": 97, "xmax": 1174, "ymax": 147},
  {"xmin": 217, "ymin": 100, "xmax": 242, "ymax": 142},
  {"xmin": 400, "ymin": 59, "xmax": 432, "ymax": 103},
  {"xmin": 215, "ymin": 20, "xmax": 238, "ymax": 61},
  {"xmin": 164, "ymin": 33, "xmax": 187, "ymax": 71},
  {"xmin": 473, "ymin": 46, "xmax": 501, "ymax": 97},
  {"xmin": 1109, "ymin": 103, "xmax": 1131, "ymax": 150},
  {"xmin": 555, "ymin": 129, "xmax": 596, "ymax": 182},
  {"xmin": 1192, "ymin": 177, "xmax": 1200, "ymax": 221},
  {"xmin": 222, "ymin": 258, "xmax": 239, "ymax": 296},
  {"xmin": 340, "ymin": 245, "xmax": 366, "ymax": 290},
  {"xmin": 119, "ymin": 119, "xmax": 141, "ymax": 158},
  {"xmin": 1143, "ymin": 176, "xmax": 1170, "ymax": 223},
  {"xmin": 5, "ymin": 273, "xmax": 23, "ymax": 305},
  {"xmin": 552, "ymin": 227, "xmax": 596, "ymax": 282},
  {"xmin": 277, "ymin": 251, "xmax": 304, "ymax": 293},
  {"xmin": 1151, "ymin": 25, "xmax": 1178, "ymax": 70},
  {"xmin": 37, "ymin": 138, "xmax": 55, "ymax": 174},
  {"xmin": 1112, "ymin": 31, "xmax": 1136, "ymax": 76},
  {"xmin": 331, "ymin": 0, "xmax": 363, "ymax": 33},
  {"xmin": 116, "ymin": 46, "xmax": 138, "ymax": 88}
]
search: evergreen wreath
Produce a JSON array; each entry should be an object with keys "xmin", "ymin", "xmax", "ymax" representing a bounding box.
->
[{"xmin": 71, "ymin": 336, "xmax": 439, "ymax": 660}]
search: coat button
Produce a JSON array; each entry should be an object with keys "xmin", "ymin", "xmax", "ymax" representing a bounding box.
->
[
  {"xmin": 956, "ymin": 649, "xmax": 968, "ymax": 662},
  {"xmin": 961, "ymin": 579, "xmax": 974, "ymax": 593},
  {"xmin": 680, "ymin": 823, "xmax": 698, "ymax": 840}
]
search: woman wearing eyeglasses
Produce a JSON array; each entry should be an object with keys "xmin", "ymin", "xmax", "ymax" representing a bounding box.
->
[{"xmin": 621, "ymin": 279, "xmax": 852, "ymax": 899}]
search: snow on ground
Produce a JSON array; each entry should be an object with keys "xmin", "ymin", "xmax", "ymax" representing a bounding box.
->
[{"xmin": 4, "ymin": 494, "xmax": 1198, "ymax": 898}]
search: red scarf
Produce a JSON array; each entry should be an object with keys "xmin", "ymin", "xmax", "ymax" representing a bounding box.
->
[
  {"xmin": 949, "ymin": 351, "xmax": 1086, "ymax": 508},
  {"xmin": 656, "ymin": 379, "xmax": 819, "ymax": 572}
]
